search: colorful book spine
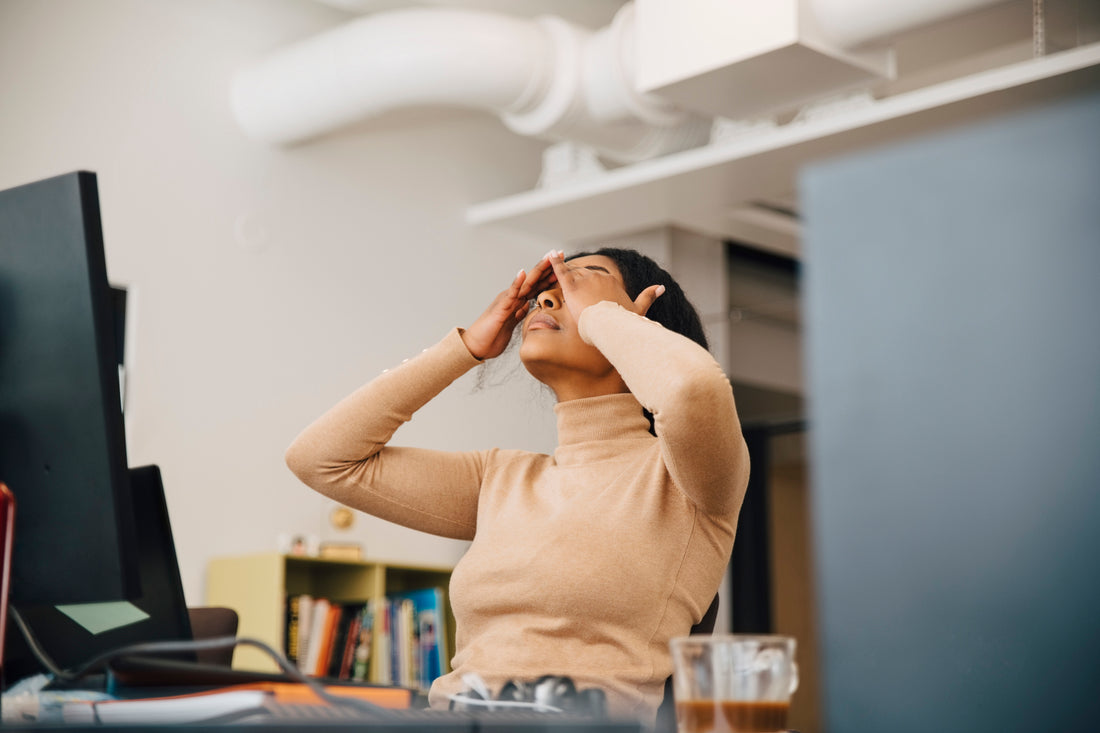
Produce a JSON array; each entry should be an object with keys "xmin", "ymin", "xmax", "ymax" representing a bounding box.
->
[
  {"xmin": 314, "ymin": 602, "xmax": 341, "ymax": 677},
  {"xmin": 351, "ymin": 602, "xmax": 374, "ymax": 682},
  {"xmin": 330, "ymin": 603, "xmax": 366, "ymax": 680},
  {"xmin": 301, "ymin": 597, "xmax": 331, "ymax": 676},
  {"xmin": 284, "ymin": 594, "xmax": 301, "ymax": 666},
  {"xmin": 385, "ymin": 587, "xmax": 448, "ymax": 692},
  {"xmin": 285, "ymin": 589, "xmax": 446, "ymax": 688},
  {"xmin": 293, "ymin": 595, "xmax": 315, "ymax": 672}
]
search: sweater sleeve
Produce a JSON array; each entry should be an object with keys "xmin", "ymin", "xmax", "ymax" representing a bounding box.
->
[
  {"xmin": 578, "ymin": 301, "xmax": 750, "ymax": 517},
  {"xmin": 284, "ymin": 328, "xmax": 487, "ymax": 540}
]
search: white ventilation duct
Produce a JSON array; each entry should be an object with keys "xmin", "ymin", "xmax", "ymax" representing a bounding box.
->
[
  {"xmin": 230, "ymin": 3, "xmax": 710, "ymax": 163},
  {"xmin": 232, "ymin": 0, "xmax": 1021, "ymax": 161},
  {"xmin": 806, "ymin": 0, "xmax": 1016, "ymax": 48}
]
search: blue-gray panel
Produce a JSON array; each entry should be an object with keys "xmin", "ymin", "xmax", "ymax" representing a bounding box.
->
[{"xmin": 801, "ymin": 88, "xmax": 1100, "ymax": 733}]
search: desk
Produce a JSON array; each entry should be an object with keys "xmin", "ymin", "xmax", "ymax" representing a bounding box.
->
[
  {"xmin": 3, "ymin": 682, "xmax": 642, "ymax": 732},
  {"xmin": 3, "ymin": 716, "xmax": 643, "ymax": 732}
]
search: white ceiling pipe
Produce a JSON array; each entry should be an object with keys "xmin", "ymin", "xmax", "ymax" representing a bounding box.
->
[
  {"xmin": 573, "ymin": 2, "xmax": 711, "ymax": 160},
  {"xmin": 230, "ymin": 8, "xmax": 554, "ymax": 146},
  {"xmin": 580, "ymin": 3, "xmax": 688, "ymax": 128},
  {"xmin": 230, "ymin": 2, "xmax": 708, "ymax": 163},
  {"xmin": 500, "ymin": 8, "xmax": 710, "ymax": 162},
  {"xmin": 807, "ymin": 0, "xmax": 1017, "ymax": 48}
]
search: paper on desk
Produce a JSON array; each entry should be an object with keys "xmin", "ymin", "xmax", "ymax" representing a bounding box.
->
[{"xmin": 61, "ymin": 689, "xmax": 268, "ymax": 725}]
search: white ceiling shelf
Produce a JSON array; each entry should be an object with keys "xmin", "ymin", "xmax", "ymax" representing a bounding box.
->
[{"xmin": 466, "ymin": 43, "xmax": 1100, "ymax": 249}]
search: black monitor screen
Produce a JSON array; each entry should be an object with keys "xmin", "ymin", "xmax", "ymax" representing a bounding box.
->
[
  {"xmin": 0, "ymin": 171, "xmax": 140, "ymax": 605},
  {"xmin": 3, "ymin": 465, "xmax": 193, "ymax": 683}
]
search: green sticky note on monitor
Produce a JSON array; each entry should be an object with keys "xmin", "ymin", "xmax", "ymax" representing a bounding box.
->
[{"xmin": 56, "ymin": 602, "xmax": 150, "ymax": 635}]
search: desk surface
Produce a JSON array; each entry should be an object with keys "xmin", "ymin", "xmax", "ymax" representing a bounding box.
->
[
  {"xmin": 4, "ymin": 716, "xmax": 643, "ymax": 733},
  {"xmin": 4, "ymin": 688, "xmax": 643, "ymax": 732}
]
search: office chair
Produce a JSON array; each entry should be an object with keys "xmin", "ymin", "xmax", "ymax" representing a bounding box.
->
[
  {"xmin": 186, "ymin": 606, "xmax": 239, "ymax": 666},
  {"xmin": 653, "ymin": 593, "xmax": 719, "ymax": 733}
]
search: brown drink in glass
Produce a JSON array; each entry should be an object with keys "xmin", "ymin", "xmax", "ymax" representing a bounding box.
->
[{"xmin": 670, "ymin": 635, "xmax": 798, "ymax": 733}]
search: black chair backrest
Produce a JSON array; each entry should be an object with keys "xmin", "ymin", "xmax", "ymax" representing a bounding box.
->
[
  {"xmin": 187, "ymin": 606, "xmax": 239, "ymax": 666},
  {"xmin": 692, "ymin": 593, "xmax": 720, "ymax": 636}
]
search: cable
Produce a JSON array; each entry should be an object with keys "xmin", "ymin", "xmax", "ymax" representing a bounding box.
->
[
  {"xmin": 8, "ymin": 607, "xmax": 399, "ymax": 722},
  {"xmin": 9, "ymin": 606, "xmax": 67, "ymax": 679}
]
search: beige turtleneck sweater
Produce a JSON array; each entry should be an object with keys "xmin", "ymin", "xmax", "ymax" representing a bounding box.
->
[{"xmin": 285, "ymin": 301, "xmax": 749, "ymax": 724}]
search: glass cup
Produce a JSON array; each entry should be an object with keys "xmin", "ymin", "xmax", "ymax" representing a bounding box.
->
[{"xmin": 670, "ymin": 634, "xmax": 799, "ymax": 733}]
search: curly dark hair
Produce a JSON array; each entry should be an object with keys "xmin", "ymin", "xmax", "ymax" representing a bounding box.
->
[{"xmin": 566, "ymin": 247, "xmax": 709, "ymax": 351}]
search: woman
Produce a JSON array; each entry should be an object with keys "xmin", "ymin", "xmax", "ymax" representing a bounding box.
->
[{"xmin": 285, "ymin": 248, "xmax": 749, "ymax": 724}]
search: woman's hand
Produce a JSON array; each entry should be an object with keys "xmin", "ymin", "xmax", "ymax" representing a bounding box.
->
[
  {"xmin": 547, "ymin": 251, "xmax": 664, "ymax": 322},
  {"xmin": 461, "ymin": 253, "xmax": 558, "ymax": 360}
]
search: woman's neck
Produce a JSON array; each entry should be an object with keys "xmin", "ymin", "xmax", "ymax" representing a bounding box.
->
[
  {"xmin": 526, "ymin": 364, "xmax": 630, "ymax": 403},
  {"xmin": 552, "ymin": 380, "xmax": 631, "ymax": 403}
]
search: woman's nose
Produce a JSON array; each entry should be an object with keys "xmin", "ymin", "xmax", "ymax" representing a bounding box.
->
[{"xmin": 535, "ymin": 288, "xmax": 562, "ymax": 310}]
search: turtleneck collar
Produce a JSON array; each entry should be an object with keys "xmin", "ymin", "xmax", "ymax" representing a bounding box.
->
[{"xmin": 552, "ymin": 392, "xmax": 653, "ymax": 465}]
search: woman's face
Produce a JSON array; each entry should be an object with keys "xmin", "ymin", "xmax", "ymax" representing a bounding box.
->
[{"xmin": 518, "ymin": 255, "xmax": 631, "ymax": 399}]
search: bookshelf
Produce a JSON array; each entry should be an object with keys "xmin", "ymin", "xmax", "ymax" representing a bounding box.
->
[{"xmin": 205, "ymin": 552, "xmax": 454, "ymax": 687}]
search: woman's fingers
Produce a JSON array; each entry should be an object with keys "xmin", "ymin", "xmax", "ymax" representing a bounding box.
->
[
  {"xmin": 548, "ymin": 251, "xmax": 606, "ymax": 319},
  {"xmin": 463, "ymin": 267, "xmax": 538, "ymax": 360},
  {"xmin": 521, "ymin": 251, "xmax": 560, "ymax": 296},
  {"xmin": 546, "ymin": 250, "xmax": 571, "ymax": 289},
  {"xmin": 506, "ymin": 253, "xmax": 560, "ymax": 320},
  {"xmin": 633, "ymin": 284, "xmax": 666, "ymax": 316},
  {"xmin": 507, "ymin": 268, "xmax": 526, "ymax": 298},
  {"xmin": 547, "ymin": 250, "xmax": 666, "ymax": 318}
]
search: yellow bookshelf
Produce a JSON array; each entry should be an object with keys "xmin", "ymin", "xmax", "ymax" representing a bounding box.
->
[{"xmin": 206, "ymin": 552, "xmax": 453, "ymax": 679}]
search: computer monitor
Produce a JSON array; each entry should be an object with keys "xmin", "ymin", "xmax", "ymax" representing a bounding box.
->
[
  {"xmin": 2, "ymin": 465, "xmax": 194, "ymax": 683},
  {"xmin": 0, "ymin": 170, "xmax": 140, "ymax": 607}
]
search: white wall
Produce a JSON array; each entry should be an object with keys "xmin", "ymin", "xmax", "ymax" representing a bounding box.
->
[{"xmin": 0, "ymin": 0, "xmax": 565, "ymax": 604}]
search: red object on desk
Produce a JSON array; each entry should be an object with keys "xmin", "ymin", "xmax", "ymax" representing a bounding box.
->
[{"xmin": 0, "ymin": 483, "xmax": 14, "ymax": 664}]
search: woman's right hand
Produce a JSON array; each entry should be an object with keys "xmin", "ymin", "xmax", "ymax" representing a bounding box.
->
[{"xmin": 461, "ymin": 252, "xmax": 559, "ymax": 361}]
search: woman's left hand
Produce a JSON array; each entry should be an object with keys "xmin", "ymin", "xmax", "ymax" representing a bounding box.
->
[{"xmin": 548, "ymin": 251, "xmax": 664, "ymax": 322}]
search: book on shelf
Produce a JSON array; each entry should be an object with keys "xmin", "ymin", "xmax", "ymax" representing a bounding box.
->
[
  {"xmin": 301, "ymin": 597, "xmax": 331, "ymax": 675},
  {"xmin": 373, "ymin": 598, "xmax": 391, "ymax": 685},
  {"xmin": 314, "ymin": 598, "xmax": 338, "ymax": 673},
  {"xmin": 284, "ymin": 594, "xmax": 304, "ymax": 666},
  {"xmin": 327, "ymin": 602, "xmax": 366, "ymax": 679},
  {"xmin": 351, "ymin": 602, "xmax": 374, "ymax": 682},
  {"xmin": 282, "ymin": 596, "xmax": 376, "ymax": 682},
  {"xmin": 290, "ymin": 594, "xmax": 316, "ymax": 671},
  {"xmin": 386, "ymin": 587, "xmax": 449, "ymax": 693},
  {"xmin": 282, "ymin": 587, "xmax": 448, "ymax": 692}
]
